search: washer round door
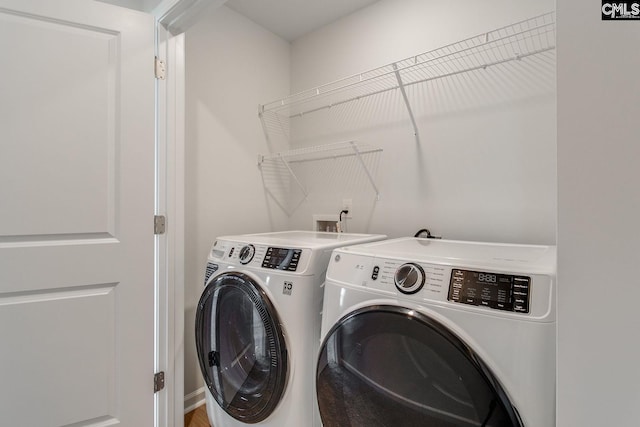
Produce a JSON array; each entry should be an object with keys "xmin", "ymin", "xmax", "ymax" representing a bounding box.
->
[
  {"xmin": 316, "ymin": 305, "xmax": 523, "ymax": 427},
  {"xmin": 195, "ymin": 272, "xmax": 288, "ymax": 424}
]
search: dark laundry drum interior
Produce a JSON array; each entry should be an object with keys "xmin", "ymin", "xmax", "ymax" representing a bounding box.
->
[{"xmin": 316, "ymin": 307, "xmax": 522, "ymax": 427}]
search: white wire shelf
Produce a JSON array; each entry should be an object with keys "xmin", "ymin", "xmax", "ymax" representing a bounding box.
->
[
  {"xmin": 259, "ymin": 140, "xmax": 382, "ymax": 164},
  {"xmin": 258, "ymin": 141, "xmax": 383, "ymax": 214},
  {"xmin": 258, "ymin": 12, "xmax": 556, "ymax": 144}
]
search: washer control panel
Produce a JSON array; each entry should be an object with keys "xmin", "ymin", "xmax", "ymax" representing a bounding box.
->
[
  {"xmin": 262, "ymin": 247, "xmax": 302, "ymax": 271},
  {"xmin": 209, "ymin": 240, "xmax": 308, "ymax": 273},
  {"xmin": 448, "ymin": 269, "xmax": 531, "ymax": 313}
]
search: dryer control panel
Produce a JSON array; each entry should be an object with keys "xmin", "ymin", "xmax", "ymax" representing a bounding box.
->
[
  {"xmin": 326, "ymin": 239, "xmax": 555, "ymax": 319},
  {"xmin": 448, "ymin": 269, "xmax": 531, "ymax": 313}
]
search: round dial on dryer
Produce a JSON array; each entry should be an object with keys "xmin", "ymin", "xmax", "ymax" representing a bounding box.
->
[
  {"xmin": 238, "ymin": 245, "xmax": 255, "ymax": 264},
  {"xmin": 394, "ymin": 263, "xmax": 425, "ymax": 294}
]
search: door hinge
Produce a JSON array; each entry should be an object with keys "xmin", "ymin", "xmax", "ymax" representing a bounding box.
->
[
  {"xmin": 154, "ymin": 215, "xmax": 166, "ymax": 234},
  {"xmin": 154, "ymin": 371, "xmax": 165, "ymax": 393},
  {"xmin": 155, "ymin": 56, "xmax": 166, "ymax": 80}
]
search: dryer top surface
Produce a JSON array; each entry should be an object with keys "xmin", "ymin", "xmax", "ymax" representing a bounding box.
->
[{"xmin": 336, "ymin": 237, "xmax": 556, "ymax": 274}]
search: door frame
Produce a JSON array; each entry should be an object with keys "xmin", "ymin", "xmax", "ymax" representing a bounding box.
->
[
  {"xmin": 155, "ymin": 26, "xmax": 185, "ymax": 427},
  {"xmin": 152, "ymin": 1, "xmax": 228, "ymax": 426}
]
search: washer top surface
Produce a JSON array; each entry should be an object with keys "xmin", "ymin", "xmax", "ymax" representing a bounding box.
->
[
  {"xmin": 216, "ymin": 230, "xmax": 386, "ymax": 250},
  {"xmin": 336, "ymin": 237, "xmax": 556, "ymax": 274}
]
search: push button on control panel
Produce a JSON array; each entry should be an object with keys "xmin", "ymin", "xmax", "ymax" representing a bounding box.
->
[
  {"xmin": 371, "ymin": 266, "xmax": 380, "ymax": 280},
  {"xmin": 512, "ymin": 276, "xmax": 530, "ymax": 312},
  {"xmin": 287, "ymin": 250, "xmax": 301, "ymax": 271}
]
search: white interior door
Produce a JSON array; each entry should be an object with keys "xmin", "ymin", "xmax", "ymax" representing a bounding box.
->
[{"xmin": 0, "ymin": 1, "xmax": 155, "ymax": 426}]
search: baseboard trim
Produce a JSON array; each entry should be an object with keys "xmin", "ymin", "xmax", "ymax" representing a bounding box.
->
[{"xmin": 184, "ymin": 387, "xmax": 206, "ymax": 414}]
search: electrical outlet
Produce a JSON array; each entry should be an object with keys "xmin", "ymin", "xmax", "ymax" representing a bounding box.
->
[{"xmin": 342, "ymin": 199, "xmax": 353, "ymax": 217}]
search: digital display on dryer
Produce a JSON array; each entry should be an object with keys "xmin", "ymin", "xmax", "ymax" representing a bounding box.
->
[
  {"xmin": 262, "ymin": 247, "xmax": 302, "ymax": 271},
  {"xmin": 448, "ymin": 269, "xmax": 530, "ymax": 313}
]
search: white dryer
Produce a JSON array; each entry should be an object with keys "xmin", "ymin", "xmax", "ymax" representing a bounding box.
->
[
  {"xmin": 195, "ymin": 231, "xmax": 386, "ymax": 427},
  {"xmin": 317, "ymin": 237, "xmax": 556, "ymax": 427}
]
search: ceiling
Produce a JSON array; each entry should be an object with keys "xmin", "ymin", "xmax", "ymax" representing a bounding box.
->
[
  {"xmin": 224, "ymin": 0, "xmax": 380, "ymax": 41},
  {"xmin": 97, "ymin": 0, "xmax": 380, "ymax": 41}
]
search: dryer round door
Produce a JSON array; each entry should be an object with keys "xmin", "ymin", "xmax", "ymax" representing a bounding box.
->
[
  {"xmin": 195, "ymin": 272, "xmax": 288, "ymax": 423},
  {"xmin": 316, "ymin": 305, "xmax": 523, "ymax": 427}
]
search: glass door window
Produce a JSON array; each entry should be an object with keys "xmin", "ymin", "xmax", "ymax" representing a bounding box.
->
[
  {"xmin": 316, "ymin": 306, "xmax": 522, "ymax": 427},
  {"xmin": 196, "ymin": 272, "xmax": 288, "ymax": 423}
]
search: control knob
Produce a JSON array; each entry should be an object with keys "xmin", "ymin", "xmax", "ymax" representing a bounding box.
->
[
  {"xmin": 238, "ymin": 245, "xmax": 255, "ymax": 265},
  {"xmin": 394, "ymin": 263, "xmax": 425, "ymax": 294}
]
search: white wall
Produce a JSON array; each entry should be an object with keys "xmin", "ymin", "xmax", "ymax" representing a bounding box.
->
[
  {"xmin": 94, "ymin": 0, "xmax": 145, "ymax": 11},
  {"xmin": 143, "ymin": 0, "xmax": 162, "ymax": 11},
  {"xmin": 94, "ymin": 0, "xmax": 162, "ymax": 12},
  {"xmin": 285, "ymin": 0, "xmax": 557, "ymax": 244},
  {"xmin": 184, "ymin": 4, "xmax": 290, "ymax": 398},
  {"xmin": 557, "ymin": 2, "xmax": 640, "ymax": 426}
]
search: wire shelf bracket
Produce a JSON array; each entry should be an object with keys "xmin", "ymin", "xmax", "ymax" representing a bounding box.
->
[{"xmin": 392, "ymin": 62, "xmax": 420, "ymax": 144}]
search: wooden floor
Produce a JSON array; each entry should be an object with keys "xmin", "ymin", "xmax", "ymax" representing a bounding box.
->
[{"xmin": 185, "ymin": 404, "xmax": 211, "ymax": 427}]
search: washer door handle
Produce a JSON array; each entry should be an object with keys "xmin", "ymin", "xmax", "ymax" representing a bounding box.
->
[{"xmin": 208, "ymin": 350, "xmax": 220, "ymax": 367}]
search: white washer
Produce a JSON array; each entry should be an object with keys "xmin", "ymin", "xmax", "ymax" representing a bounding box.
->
[
  {"xmin": 317, "ymin": 237, "xmax": 556, "ymax": 427},
  {"xmin": 195, "ymin": 231, "xmax": 386, "ymax": 427}
]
